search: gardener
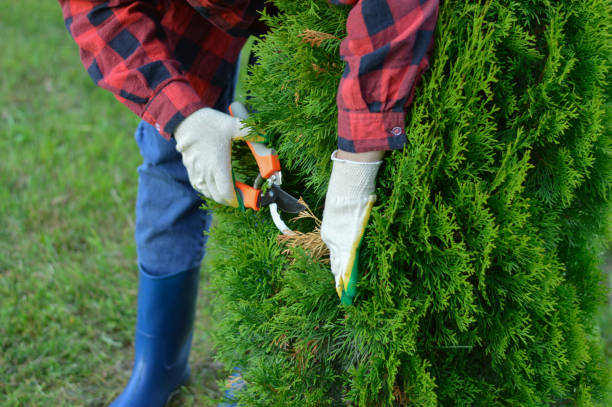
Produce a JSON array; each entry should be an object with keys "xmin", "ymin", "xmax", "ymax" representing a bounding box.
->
[{"xmin": 58, "ymin": 0, "xmax": 438, "ymax": 406}]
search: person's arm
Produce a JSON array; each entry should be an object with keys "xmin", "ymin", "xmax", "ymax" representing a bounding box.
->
[
  {"xmin": 58, "ymin": 0, "xmax": 207, "ymax": 139},
  {"xmin": 58, "ymin": 0, "xmax": 251, "ymax": 206},
  {"xmin": 334, "ymin": 0, "xmax": 439, "ymax": 154},
  {"xmin": 322, "ymin": 0, "xmax": 439, "ymax": 304}
]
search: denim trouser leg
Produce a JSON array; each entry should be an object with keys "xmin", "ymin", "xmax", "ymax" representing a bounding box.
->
[{"xmin": 134, "ymin": 121, "xmax": 211, "ymax": 276}]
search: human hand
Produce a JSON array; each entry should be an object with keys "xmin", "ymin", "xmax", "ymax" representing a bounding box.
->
[
  {"xmin": 320, "ymin": 150, "xmax": 383, "ymax": 305},
  {"xmin": 174, "ymin": 108, "xmax": 250, "ymax": 206}
]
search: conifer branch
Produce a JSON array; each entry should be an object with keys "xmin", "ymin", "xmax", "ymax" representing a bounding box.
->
[{"xmin": 207, "ymin": 0, "xmax": 612, "ymax": 403}]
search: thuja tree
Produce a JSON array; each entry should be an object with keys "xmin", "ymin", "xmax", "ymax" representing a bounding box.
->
[{"xmin": 206, "ymin": 0, "xmax": 612, "ymax": 405}]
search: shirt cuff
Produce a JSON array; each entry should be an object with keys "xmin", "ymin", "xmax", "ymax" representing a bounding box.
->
[
  {"xmin": 337, "ymin": 110, "xmax": 407, "ymax": 153},
  {"xmin": 142, "ymin": 80, "xmax": 206, "ymax": 140}
]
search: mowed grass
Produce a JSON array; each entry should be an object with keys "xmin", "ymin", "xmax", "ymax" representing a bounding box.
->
[
  {"xmin": 0, "ymin": 2, "xmax": 610, "ymax": 407},
  {"xmin": 0, "ymin": 1, "xmax": 222, "ymax": 406}
]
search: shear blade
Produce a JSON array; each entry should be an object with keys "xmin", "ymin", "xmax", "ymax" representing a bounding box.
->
[{"xmin": 260, "ymin": 184, "xmax": 305, "ymax": 213}]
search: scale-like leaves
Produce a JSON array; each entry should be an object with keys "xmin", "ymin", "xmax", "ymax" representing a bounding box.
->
[{"xmin": 207, "ymin": 1, "xmax": 612, "ymax": 405}]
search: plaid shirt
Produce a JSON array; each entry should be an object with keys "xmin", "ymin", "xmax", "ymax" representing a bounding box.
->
[{"xmin": 59, "ymin": 0, "xmax": 438, "ymax": 153}]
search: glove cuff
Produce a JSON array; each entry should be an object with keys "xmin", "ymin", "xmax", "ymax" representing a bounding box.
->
[{"xmin": 328, "ymin": 150, "xmax": 382, "ymax": 198}]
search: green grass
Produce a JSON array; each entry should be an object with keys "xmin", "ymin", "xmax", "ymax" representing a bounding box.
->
[
  {"xmin": 0, "ymin": 1, "xmax": 610, "ymax": 406},
  {"xmin": 0, "ymin": 1, "xmax": 222, "ymax": 405}
]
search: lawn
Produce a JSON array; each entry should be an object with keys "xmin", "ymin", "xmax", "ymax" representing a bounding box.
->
[
  {"xmin": 0, "ymin": 1, "xmax": 610, "ymax": 406},
  {"xmin": 0, "ymin": 1, "xmax": 222, "ymax": 406}
]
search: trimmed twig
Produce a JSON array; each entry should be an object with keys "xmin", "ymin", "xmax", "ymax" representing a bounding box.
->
[
  {"xmin": 298, "ymin": 29, "xmax": 339, "ymax": 47},
  {"xmin": 277, "ymin": 198, "xmax": 329, "ymax": 263}
]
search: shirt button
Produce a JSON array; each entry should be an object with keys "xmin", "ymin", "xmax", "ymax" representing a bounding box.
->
[{"xmin": 390, "ymin": 126, "xmax": 403, "ymax": 136}]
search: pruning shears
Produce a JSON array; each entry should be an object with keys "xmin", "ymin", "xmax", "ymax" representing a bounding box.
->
[{"xmin": 228, "ymin": 101, "xmax": 305, "ymax": 235}]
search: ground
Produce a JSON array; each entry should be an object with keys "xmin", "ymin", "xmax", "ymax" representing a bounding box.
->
[
  {"xmin": 0, "ymin": 1, "xmax": 609, "ymax": 406},
  {"xmin": 0, "ymin": 2, "xmax": 222, "ymax": 405}
]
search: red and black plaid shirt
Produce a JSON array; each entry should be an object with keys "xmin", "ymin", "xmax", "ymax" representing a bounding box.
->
[{"xmin": 59, "ymin": 0, "xmax": 438, "ymax": 153}]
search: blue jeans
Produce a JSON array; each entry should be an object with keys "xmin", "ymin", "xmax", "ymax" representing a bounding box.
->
[
  {"xmin": 134, "ymin": 120, "xmax": 212, "ymax": 276},
  {"xmin": 134, "ymin": 77, "xmax": 236, "ymax": 276}
]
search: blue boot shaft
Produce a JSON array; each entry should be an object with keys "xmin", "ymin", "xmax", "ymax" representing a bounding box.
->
[{"xmin": 110, "ymin": 267, "xmax": 200, "ymax": 407}]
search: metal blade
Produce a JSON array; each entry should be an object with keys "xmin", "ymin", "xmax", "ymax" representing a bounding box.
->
[{"xmin": 259, "ymin": 184, "xmax": 306, "ymax": 213}]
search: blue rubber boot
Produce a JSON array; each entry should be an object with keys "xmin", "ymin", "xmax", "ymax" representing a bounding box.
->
[{"xmin": 110, "ymin": 266, "xmax": 200, "ymax": 407}]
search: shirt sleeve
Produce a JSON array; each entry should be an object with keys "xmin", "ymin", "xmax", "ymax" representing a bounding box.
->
[
  {"xmin": 58, "ymin": 0, "xmax": 206, "ymax": 139},
  {"xmin": 335, "ymin": 0, "xmax": 439, "ymax": 152}
]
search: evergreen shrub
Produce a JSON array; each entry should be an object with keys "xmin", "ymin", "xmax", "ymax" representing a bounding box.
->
[{"xmin": 207, "ymin": 0, "xmax": 612, "ymax": 405}]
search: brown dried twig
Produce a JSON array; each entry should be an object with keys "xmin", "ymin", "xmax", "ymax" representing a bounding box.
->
[
  {"xmin": 298, "ymin": 29, "xmax": 339, "ymax": 47},
  {"xmin": 277, "ymin": 198, "xmax": 329, "ymax": 263},
  {"xmin": 311, "ymin": 63, "xmax": 326, "ymax": 74}
]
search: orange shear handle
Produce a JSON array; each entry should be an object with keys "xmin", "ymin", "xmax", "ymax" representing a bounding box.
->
[
  {"xmin": 246, "ymin": 141, "xmax": 281, "ymax": 179},
  {"xmin": 229, "ymin": 101, "xmax": 281, "ymax": 180},
  {"xmin": 234, "ymin": 181, "xmax": 261, "ymax": 211}
]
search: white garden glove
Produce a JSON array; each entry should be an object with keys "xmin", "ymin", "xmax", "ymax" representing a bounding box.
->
[
  {"xmin": 321, "ymin": 150, "xmax": 382, "ymax": 305},
  {"xmin": 174, "ymin": 107, "xmax": 250, "ymax": 207}
]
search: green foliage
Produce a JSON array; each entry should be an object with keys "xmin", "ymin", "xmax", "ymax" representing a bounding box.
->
[{"xmin": 207, "ymin": 0, "xmax": 612, "ymax": 405}]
